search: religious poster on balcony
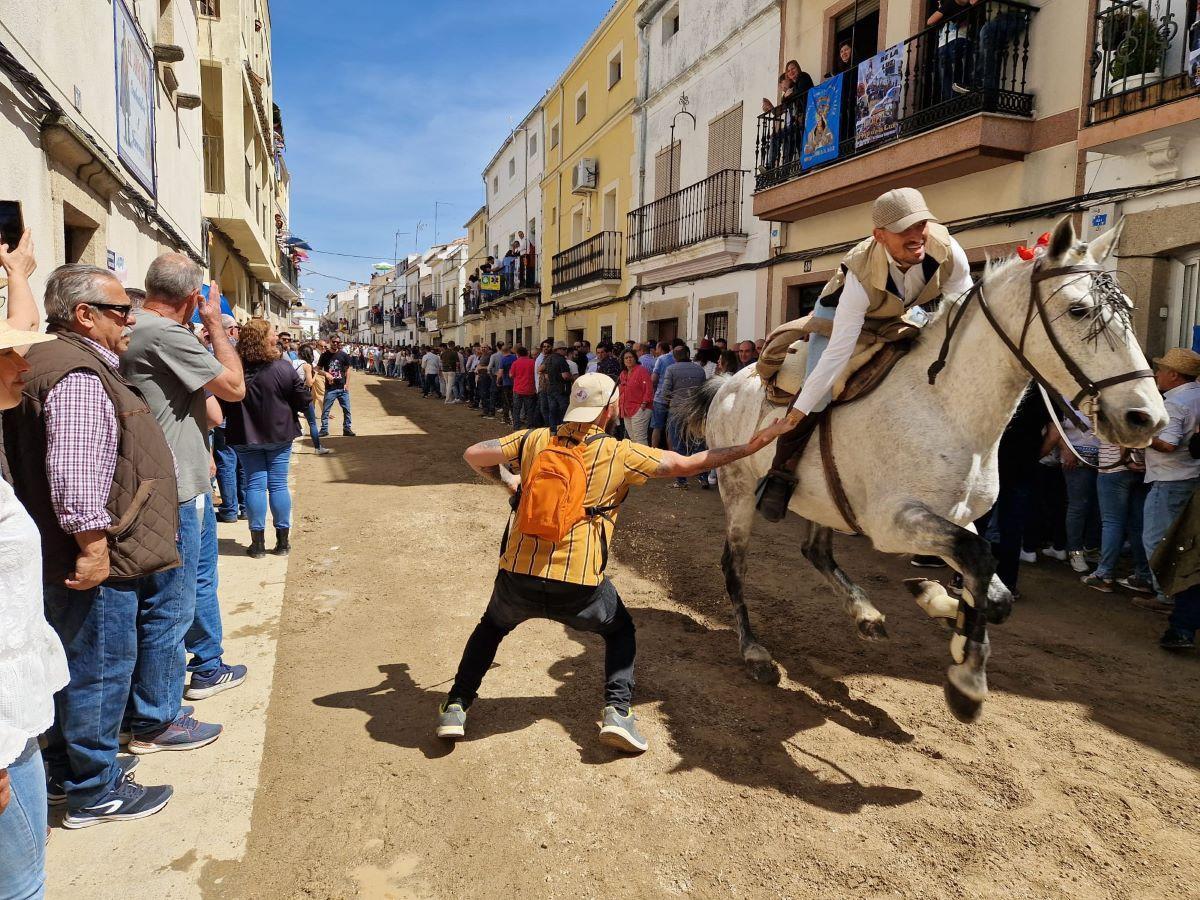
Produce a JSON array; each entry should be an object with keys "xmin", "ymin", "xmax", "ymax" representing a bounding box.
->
[
  {"xmin": 854, "ymin": 43, "xmax": 905, "ymax": 151},
  {"xmin": 113, "ymin": 0, "xmax": 156, "ymax": 195},
  {"xmin": 801, "ymin": 74, "xmax": 843, "ymax": 170}
]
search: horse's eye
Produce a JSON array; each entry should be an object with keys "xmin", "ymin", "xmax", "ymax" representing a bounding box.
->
[{"xmin": 1068, "ymin": 304, "xmax": 1090, "ymax": 320}]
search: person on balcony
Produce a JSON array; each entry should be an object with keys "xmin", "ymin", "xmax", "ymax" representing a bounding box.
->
[
  {"xmin": 826, "ymin": 40, "xmax": 854, "ymax": 78},
  {"xmin": 751, "ymin": 187, "xmax": 973, "ymax": 521},
  {"xmin": 974, "ymin": 1, "xmax": 1028, "ymax": 94},
  {"xmin": 929, "ymin": 0, "xmax": 979, "ymax": 103}
]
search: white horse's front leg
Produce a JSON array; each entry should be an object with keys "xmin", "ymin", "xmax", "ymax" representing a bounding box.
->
[{"xmin": 890, "ymin": 501, "xmax": 1013, "ymax": 724}]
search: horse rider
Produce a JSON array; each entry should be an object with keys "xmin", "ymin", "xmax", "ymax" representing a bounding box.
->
[{"xmin": 753, "ymin": 187, "xmax": 975, "ymax": 521}]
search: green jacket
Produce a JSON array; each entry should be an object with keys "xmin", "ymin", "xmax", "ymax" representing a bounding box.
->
[{"xmin": 1151, "ymin": 485, "xmax": 1200, "ymax": 596}]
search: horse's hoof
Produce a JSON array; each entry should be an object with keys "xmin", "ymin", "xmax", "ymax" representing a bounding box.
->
[
  {"xmin": 986, "ymin": 593, "xmax": 1014, "ymax": 625},
  {"xmin": 943, "ymin": 681, "xmax": 983, "ymax": 724},
  {"xmin": 857, "ymin": 618, "xmax": 889, "ymax": 641},
  {"xmin": 745, "ymin": 656, "xmax": 781, "ymax": 686}
]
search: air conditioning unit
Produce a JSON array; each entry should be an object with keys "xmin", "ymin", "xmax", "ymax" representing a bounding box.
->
[{"xmin": 572, "ymin": 158, "xmax": 598, "ymax": 193}]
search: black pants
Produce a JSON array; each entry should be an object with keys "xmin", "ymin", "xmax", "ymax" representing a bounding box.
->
[{"xmin": 449, "ymin": 570, "xmax": 636, "ymax": 714}]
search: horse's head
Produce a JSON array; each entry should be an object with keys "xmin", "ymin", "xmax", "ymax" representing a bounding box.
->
[{"xmin": 994, "ymin": 216, "xmax": 1167, "ymax": 447}]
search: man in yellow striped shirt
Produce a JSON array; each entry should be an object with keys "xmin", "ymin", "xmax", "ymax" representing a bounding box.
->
[{"xmin": 437, "ymin": 372, "xmax": 772, "ymax": 753}]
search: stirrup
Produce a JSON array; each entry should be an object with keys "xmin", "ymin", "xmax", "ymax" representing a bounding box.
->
[{"xmin": 755, "ymin": 470, "xmax": 798, "ymax": 523}]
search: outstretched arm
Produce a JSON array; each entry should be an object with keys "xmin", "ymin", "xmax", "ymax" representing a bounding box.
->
[{"xmin": 652, "ymin": 434, "xmax": 774, "ymax": 479}]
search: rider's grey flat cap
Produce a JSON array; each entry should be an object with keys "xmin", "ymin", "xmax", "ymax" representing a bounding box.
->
[{"xmin": 873, "ymin": 188, "xmax": 937, "ymax": 233}]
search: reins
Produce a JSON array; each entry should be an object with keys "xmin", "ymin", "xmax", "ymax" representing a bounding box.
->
[{"xmin": 927, "ymin": 258, "xmax": 1154, "ymax": 446}]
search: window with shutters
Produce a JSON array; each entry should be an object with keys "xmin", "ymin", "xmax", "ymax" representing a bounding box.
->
[
  {"xmin": 654, "ymin": 142, "xmax": 681, "ymax": 199},
  {"xmin": 707, "ymin": 104, "xmax": 742, "ymax": 175},
  {"xmin": 652, "ymin": 142, "xmax": 682, "ymax": 256}
]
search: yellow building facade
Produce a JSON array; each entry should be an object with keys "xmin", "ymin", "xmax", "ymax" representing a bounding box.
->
[{"xmin": 540, "ymin": 0, "xmax": 638, "ymax": 345}]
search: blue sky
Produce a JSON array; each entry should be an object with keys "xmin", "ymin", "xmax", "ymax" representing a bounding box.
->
[{"xmin": 272, "ymin": 0, "xmax": 615, "ymax": 303}]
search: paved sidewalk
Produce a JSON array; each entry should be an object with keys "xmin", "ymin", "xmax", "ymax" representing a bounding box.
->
[{"xmin": 44, "ymin": 468, "xmax": 298, "ymax": 898}]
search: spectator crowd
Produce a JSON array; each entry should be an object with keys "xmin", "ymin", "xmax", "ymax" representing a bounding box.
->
[{"xmin": 1, "ymin": 225, "xmax": 1199, "ymax": 896}]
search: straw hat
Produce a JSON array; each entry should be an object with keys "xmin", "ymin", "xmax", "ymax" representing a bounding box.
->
[
  {"xmin": 0, "ymin": 320, "xmax": 56, "ymax": 353},
  {"xmin": 1153, "ymin": 347, "xmax": 1200, "ymax": 377}
]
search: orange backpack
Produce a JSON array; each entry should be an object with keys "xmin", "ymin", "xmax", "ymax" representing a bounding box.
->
[{"xmin": 513, "ymin": 429, "xmax": 613, "ymax": 542}]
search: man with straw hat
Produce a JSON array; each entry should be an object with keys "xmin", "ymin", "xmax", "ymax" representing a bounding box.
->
[
  {"xmin": 438, "ymin": 372, "xmax": 773, "ymax": 752},
  {"xmin": 1137, "ymin": 347, "xmax": 1200, "ymax": 611}
]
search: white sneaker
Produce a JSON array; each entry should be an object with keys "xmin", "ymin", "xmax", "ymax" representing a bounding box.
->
[
  {"xmin": 1068, "ymin": 551, "xmax": 1090, "ymax": 573},
  {"xmin": 1019, "ymin": 550, "xmax": 1037, "ymax": 564},
  {"xmin": 316, "ymin": 447, "xmax": 333, "ymax": 456},
  {"xmin": 1042, "ymin": 548, "xmax": 1068, "ymax": 562}
]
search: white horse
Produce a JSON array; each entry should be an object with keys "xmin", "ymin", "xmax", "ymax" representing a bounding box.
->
[{"xmin": 684, "ymin": 218, "xmax": 1167, "ymax": 723}]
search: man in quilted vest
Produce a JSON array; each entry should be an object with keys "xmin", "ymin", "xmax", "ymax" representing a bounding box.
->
[
  {"xmin": 4, "ymin": 265, "xmax": 177, "ymax": 827},
  {"xmin": 754, "ymin": 188, "xmax": 975, "ymax": 521}
]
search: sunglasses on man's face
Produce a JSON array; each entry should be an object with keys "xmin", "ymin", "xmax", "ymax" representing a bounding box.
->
[{"xmin": 88, "ymin": 302, "xmax": 135, "ymax": 320}]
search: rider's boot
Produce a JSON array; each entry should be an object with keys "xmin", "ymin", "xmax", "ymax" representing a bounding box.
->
[{"xmin": 755, "ymin": 415, "xmax": 819, "ymax": 522}]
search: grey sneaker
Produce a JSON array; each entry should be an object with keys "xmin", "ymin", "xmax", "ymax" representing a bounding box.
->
[
  {"xmin": 1117, "ymin": 575, "xmax": 1155, "ymax": 595},
  {"xmin": 1080, "ymin": 573, "xmax": 1114, "ymax": 593},
  {"xmin": 436, "ymin": 702, "xmax": 467, "ymax": 740},
  {"xmin": 598, "ymin": 706, "xmax": 648, "ymax": 753}
]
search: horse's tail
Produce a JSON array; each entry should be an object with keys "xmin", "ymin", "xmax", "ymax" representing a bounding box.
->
[{"xmin": 682, "ymin": 377, "xmax": 723, "ymax": 444}]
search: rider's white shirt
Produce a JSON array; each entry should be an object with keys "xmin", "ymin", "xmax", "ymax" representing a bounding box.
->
[{"xmin": 793, "ymin": 237, "xmax": 973, "ymax": 415}]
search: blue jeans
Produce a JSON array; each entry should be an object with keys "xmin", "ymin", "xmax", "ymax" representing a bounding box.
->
[
  {"xmin": 1143, "ymin": 479, "xmax": 1199, "ymax": 572},
  {"xmin": 512, "ymin": 393, "xmax": 537, "ymax": 429},
  {"xmin": 321, "ymin": 387, "xmax": 352, "ymax": 432},
  {"xmin": 234, "ymin": 442, "xmax": 293, "ymax": 532},
  {"xmin": 127, "ymin": 498, "xmax": 199, "ymax": 734},
  {"xmin": 1063, "ymin": 461, "xmax": 1099, "ymax": 552},
  {"xmin": 186, "ymin": 492, "xmax": 224, "ymax": 676},
  {"xmin": 975, "ymin": 11, "xmax": 1026, "ymax": 92},
  {"xmin": 544, "ymin": 391, "xmax": 568, "ymax": 429},
  {"xmin": 667, "ymin": 415, "xmax": 699, "ymax": 485},
  {"xmin": 479, "ymin": 373, "xmax": 495, "ymax": 415},
  {"xmin": 937, "ymin": 37, "xmax": 971, "ymax": 103},
  {"xmin": 803, "ymin": 302, "xmax": 837, "ymax": 414},
  {"xmin": 0, "ymin": 739, "xmax": 46, "ymax": 898},
  {"xmin": 212, "ymin": 424, "xmax": 239, "ymax": 518},
  {"xmin": 453, "ymin": 372, "xmax": 467, "ymax": 400},
  {"xmin": 1094, "ymin": 469, "xmax": 1151, "ymax": 581},
  {"xmin": 303, "ymin": 402, "xmax": 323, "ymax": 450},
  {"xmin": 42, "ymin": 579, "xmax": 138, "ymax": 807}
]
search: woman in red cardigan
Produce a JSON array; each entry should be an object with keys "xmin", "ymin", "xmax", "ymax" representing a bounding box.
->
[{"xmin": 618, "ymin": 348, "xmax": 654, "ymax": 444}]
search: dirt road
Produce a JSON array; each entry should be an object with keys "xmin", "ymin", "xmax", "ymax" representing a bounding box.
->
[{"xmin": 192, "ymin": 374, "xmax": 1197, "ymax": 898}]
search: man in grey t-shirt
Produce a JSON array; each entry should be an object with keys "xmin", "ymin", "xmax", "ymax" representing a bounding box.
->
[
  {"xmin": 662, "ymin": 346, "xmax": 708, "ymax": 487},
  {"xmin": 119, "ymin": 254, "xmax": 246, "ymax": 752}
]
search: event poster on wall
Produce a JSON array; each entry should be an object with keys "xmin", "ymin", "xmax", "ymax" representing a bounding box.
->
[
  {"xmin": 114, "ymin": 0, "xmax": 156, "ymax": 194},
  {"xmin": 801, "ymin": 73, "xmax": 842, "ymax": 170},
  {"xmin": 854, "ymin": 43, "xmax": 905, "ymax": 151}
]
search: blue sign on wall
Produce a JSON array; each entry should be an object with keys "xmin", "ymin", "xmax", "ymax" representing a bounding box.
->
[{"xmin": 801, "ymin": 74, "xmax": 843, "ymax": 171}]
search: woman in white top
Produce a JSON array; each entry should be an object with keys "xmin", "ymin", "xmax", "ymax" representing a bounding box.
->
[
  {"xmin": 0, "ymin": 230, "xmax": 70, "ymax": 899},
  {"xmin": 295, "ymin": 344, "xmax": 332, "ymax": 455}
]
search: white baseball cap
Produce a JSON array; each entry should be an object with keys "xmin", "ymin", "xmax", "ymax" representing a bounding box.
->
[{"xmin": 563, "ymin": 372, "xmax": 620, "ymax": 424}]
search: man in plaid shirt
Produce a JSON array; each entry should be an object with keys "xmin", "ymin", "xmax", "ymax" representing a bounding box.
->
[{"xmin": 6, "ymin": 264, "xmax": 179, "ymax": 827}]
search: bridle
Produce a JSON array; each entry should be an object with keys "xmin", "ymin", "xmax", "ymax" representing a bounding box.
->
[{"xmin": 928, "ymin": 259, "xmax": 1154, "ymax": 432}]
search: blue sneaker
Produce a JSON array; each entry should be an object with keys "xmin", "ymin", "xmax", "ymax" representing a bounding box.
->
[
  {"xmin": 185, "ymin": 663, "xmax": 248, "ymax": 700},
  {"xmin": 127, "ymin": 713, "xmax": 222, "ymax": 755},
  {"xmin": 119, "ymin": 705, "xmax": 193, "ymax": 746},
  {"xmin": 49, "ymin": 755, "xmax": 142, "ymax": 806},
  {"xmin": 61, "ymin": 778, "xmax": 172, "ymax": 829}
]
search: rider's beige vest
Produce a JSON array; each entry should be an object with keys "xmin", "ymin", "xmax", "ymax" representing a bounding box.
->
[{"xmin": 818, "ymin": 222, "xmax": 955, "ymax": 339}]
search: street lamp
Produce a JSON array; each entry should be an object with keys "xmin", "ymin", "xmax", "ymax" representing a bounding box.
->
[{"xmin": 666, "ymin": 94, "xmax": 696, "ymax": 197}]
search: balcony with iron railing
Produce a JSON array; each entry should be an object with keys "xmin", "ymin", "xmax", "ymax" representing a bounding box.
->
[
  {"xmin": 480, "ymin": 257, "xmax": 541, "ymax": 308},
  {"xmin": 1085, "ymin": 0, "xmax": 1200, "ymax": 128},
  {"xmin": 278, "ymin": 248, "xmax": 299, "ymax": 291},
  {"xmin": 627, "ymin": 169, "xmax": 747, "ymax": 273},
  {"xmin": 551, "ymin": 231, "xmax": 623, "ymax": 296},
  {"xmin": 754, "ymin": 0, "xmax": 1037, "ymax": 221},
  {"xmin": 420, "ymin": 294, "xmax": 437, "ymax": 314}
]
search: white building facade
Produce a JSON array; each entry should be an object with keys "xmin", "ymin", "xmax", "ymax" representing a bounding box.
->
[
  {"xmin": 628, "ymin": 0, "xmax": 779, "ymax": 345},
  {"xmin": 0, "ymin": 0, "xmax": 205, "ymax": 303}
]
